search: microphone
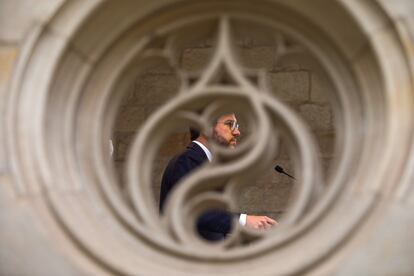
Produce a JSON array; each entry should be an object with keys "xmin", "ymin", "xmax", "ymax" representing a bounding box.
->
[{"xmin": 274, "ymin": 165, "xmax": 295, "ymax": 180}]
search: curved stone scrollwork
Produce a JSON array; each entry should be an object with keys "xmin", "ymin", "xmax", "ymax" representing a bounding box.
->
[
  {"xmin": 127, "ymin": 17, "xmax": 323, "ymax": 255},
  {"xmin": 4, "ymin": 0, "xmax": 414, "ymax": 275}
]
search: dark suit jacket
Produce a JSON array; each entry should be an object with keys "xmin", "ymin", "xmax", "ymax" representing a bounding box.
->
[{"xmin": 159, "ymin": 142, "xmax": 233, "ymax": 241}]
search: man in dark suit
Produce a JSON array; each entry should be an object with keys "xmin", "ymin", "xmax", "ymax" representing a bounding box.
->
[{"xmin": 159, "ymin": 113, "xmax": 277, "ymax": 241}]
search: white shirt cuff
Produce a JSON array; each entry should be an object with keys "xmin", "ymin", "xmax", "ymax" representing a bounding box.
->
[{"xmin": 239, "ymin": 213, "xmax": 247, "ymax": 226}]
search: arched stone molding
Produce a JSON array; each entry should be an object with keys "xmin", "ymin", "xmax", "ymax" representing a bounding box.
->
[{"xmin": 4, "ymin": 0, "xmax": 414, "ymax": 275}]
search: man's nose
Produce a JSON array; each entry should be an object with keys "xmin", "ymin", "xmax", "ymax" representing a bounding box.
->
[{"xmin": 232, "ymin": 128, "xmax": 241, "ymax": 137}]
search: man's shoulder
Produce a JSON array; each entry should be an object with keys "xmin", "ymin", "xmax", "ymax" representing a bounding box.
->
[
  {"xmin": 163, "ymin": 143, "xmax": 206, "ymax": 178},
  {"xmin": 177, "ymin": 142, "xmax": 206, "ymax": 165}
]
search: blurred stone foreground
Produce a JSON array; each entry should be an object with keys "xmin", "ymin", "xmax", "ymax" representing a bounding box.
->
[{"xmin": 1, "ymin": 1, "xmax": 414, "ymax": 275}]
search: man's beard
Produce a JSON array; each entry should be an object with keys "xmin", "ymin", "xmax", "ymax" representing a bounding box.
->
[{"xmin": 213, "ymin": 130, "xmax": 233, "ymax": 148}]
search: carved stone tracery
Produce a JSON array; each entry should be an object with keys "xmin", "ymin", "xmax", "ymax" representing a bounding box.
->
[{"xmin": 3, "ymin": 1, "xmax": 414, "ymax": 275}]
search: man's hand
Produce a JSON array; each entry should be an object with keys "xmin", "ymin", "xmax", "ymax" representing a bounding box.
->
[{"xmin": 246, "ymin": 215, "xmax": 277, "ymax": 230}]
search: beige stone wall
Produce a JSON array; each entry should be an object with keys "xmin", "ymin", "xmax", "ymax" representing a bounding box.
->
[
  {"xmin": 0, "ymin": 2, "xmax": 83, "ymax": 275},
  {"xmin": 113, "ymin": 36, "xmax": 335, "ymax": 220}
]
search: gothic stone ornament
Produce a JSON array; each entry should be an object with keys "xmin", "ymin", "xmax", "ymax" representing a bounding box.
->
[
  {"xmin": 4, "ymin": 1, "xmax": 414, "ymax": 275},
  {"xmin": 127, "ymin": 17, "xmax": 322, "ymax": 257}
]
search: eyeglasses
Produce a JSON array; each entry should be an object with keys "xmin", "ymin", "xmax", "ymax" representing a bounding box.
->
[{"xmin": 217, "ymin": 120, "xmax": 240, "ymax": 131}]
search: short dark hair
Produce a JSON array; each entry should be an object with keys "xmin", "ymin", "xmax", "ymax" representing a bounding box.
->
[{"xmin": 189, "ymin": 127, "xmax": 200, "ymax": 140}]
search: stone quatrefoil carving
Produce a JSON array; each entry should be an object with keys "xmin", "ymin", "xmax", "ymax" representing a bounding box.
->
[{"xmin": 127, "ymin": 16, "xmax": 323, "ymax": 256}]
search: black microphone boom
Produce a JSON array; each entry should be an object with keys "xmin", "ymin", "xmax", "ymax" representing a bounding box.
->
[{"xmin": 274, "ymin": 165, "xmax": 295, "ymax": 180}]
